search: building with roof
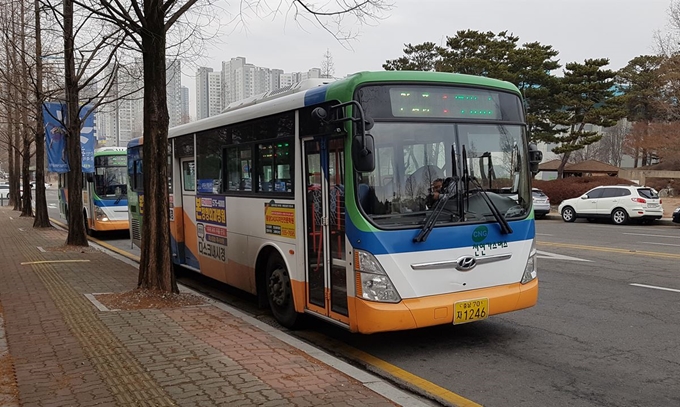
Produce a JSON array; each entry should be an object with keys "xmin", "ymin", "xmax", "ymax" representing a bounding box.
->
[{"xmin": 538, "ymin": 159, "xmax": 621, "ymax": 179}]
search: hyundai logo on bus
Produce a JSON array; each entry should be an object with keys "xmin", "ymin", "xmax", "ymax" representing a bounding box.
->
[
  {"xmin": 472, "ymin": 225, "xmax": 488, "ymax": 243},
  {"xmin": 455, "ymin": 256, "xmax": 477, "ymax": 271}
]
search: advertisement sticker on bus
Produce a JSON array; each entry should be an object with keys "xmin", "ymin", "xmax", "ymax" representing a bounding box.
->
[
  {"xmin": 169, "ymin": 195, "xmax": 174, "ymax": 222},
  {"xmin": 197, "ymin": 179, "xmax": 214, "ymax": 194},
  {"xmin": 195, "ymin": 195, "xmax": 227, "ymax": 262},
  {"xmin": 264, "ymin": 201, "xmax": 295, "ymax": 238},
  {"xmin": 195, "ymin": 196, "xmax": 226, "ymax": 226}
]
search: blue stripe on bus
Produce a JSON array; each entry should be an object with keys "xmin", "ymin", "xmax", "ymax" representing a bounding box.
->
[
  {"xmin": 93, "ymin": 198, "xmax": 128, "ymax": 207},
  {"xmin": 304, "ymin": 86, "xmax": 328, "ymax": 106},
  {"xmin": 346, "ymin": 219, "xmax": 534, "ymax": 255}
]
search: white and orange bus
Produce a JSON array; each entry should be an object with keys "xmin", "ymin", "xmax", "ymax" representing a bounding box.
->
[{"xmin": 129, "ymin": 71, "xmax": 542, "ymax": 333}]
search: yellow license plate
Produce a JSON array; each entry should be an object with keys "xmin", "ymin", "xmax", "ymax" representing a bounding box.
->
[{"xmin": 453, "ymin": 298, "xmax": 489, "ymax": 325}]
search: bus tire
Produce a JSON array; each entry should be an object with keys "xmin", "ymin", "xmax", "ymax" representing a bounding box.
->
[
  {"xmin": 83, "ymin": 213, "xmax": 93, "ymax": 236},
  {"xmin": 265, "ymin": 253, "xmax": 300, "ymax": 329}
]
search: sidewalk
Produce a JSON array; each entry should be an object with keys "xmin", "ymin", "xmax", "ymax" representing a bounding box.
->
[{"xmin": 0, "ymin": 206, "xmax": 426, "ymax": 407}]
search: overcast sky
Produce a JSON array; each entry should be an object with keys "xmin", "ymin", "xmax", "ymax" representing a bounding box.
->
[{"xmin": 182, "ymin": 0, "xmax": 674, "ymax": 118}]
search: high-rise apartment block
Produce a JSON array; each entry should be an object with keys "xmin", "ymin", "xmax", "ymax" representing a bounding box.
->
[
  {"xmin": 198, "ymin": 57, "xmax": 321, "ymax": 119},
  {"xmin": 96, "ymin": 58, "xmax": 186, "ymax": 147},
  {"xmin": 180, "ymin": 86, "xmax": 190, "ymax": 124},
  {"xmin": 196, "ymin": 67, "xmax": 213, "ymax": 121},
  {"xmin": 167, "ymin": 59, "xmax": 182, "ymax": 128}
]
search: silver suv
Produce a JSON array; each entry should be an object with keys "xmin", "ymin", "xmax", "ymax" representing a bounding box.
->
[{"xmin": 558, "ymin": 185, "xmax": 662, "ymax": 225}]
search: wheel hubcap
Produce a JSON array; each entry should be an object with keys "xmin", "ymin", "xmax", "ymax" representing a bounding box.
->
[
  {"xmin": 614, "ymin": 211, "xmax": 624, "ymax": 223},
  {"xmin": 268, "ymin": 267, "xmax": 289, "ymax": 307}
]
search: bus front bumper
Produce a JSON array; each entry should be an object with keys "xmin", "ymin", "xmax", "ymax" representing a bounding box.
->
[
  {"xmin": 92, "ymin": 219, "xmax": 129, "ymax": 232},
  {"xmin": 351, "ymin": 279, "xmax": 538, "ymax": 334}
]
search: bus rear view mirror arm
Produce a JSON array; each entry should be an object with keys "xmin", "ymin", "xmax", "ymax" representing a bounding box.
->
[
  {"xmin": 528, "ymin": 143, "xmax": 543, "ymax": 175},
  {"xmin": 312, "ymin": 101, "xmax": 375, "ymax": 172}
]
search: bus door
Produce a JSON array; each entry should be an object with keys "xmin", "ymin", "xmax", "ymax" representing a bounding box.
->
[
  {"xmin": 179, "ymin": 158, "xmax": 200, "ymax": 269},
  {"xmin": 302, "ymin": 136, "xmax": 349, "ymax": 324}
]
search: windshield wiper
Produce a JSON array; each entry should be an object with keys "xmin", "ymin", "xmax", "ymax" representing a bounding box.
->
[
  {"xmin": 414, "ymin": 145, "xmax": 460, "ymax": 243},
  {"xmin": 462, "ymin": 145, "xmax": 512, "ymax": 235},
  {"xmin": 413, "ymin": 177, "xmax": 458, "ymax": 243}
]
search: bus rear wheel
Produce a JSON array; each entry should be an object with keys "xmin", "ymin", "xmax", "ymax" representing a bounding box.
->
[{"xmin": 265, "ymin": 254, "xmax": 300, "ymax": 329}]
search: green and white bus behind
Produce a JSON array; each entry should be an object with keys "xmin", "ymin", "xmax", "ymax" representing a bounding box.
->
[{"xmin": 58, "ymin": 147, "xmax": 129, "ymax": 235}]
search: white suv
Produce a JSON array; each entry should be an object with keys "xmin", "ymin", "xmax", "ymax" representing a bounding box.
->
[{"xmin": 558, "ymin": 185, "xmax": 663, "ymax": 225}]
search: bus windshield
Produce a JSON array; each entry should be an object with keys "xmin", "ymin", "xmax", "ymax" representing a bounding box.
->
[
  {"xmin": 95, "ymin": 166, "xmax": 128, "ymax": 199},
  {"xmin": 356, "ymin": 122, "xmax": 531, "ymax": 228}
]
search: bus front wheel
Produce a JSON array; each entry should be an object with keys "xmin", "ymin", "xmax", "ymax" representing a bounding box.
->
[
  {"xmin": 83, "ymin": 213, "xmax": 94, "ymax": 237},
  {"xmin": 265, "ymin": 254, "xmax": 300, "ymax": 329}
]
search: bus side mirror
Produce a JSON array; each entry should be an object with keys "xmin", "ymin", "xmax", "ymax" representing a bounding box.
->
[
  {"xmin": 528, "ymin": 143, "xmax": 542, "ymax": 175},
  {"xmin": 86, "ymin": 173, "xmax": 94, "ymax": 183},
  {"xmin": 353, "ymin": 134, "xmax": 375, "ymax": 173}
]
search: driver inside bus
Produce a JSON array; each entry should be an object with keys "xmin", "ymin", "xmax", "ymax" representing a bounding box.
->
[{"xmin": 425, "ymin": 178, "xmax": 444, "ymax": 209}]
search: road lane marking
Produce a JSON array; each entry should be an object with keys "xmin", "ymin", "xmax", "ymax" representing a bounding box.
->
[
  {"xmin": 623, "ymin": 233, "xmax": 679, "ymax": 239},
  {"xmin": 630, "ymin": 283, "xmax": 680, "ymax": 294},
  {"xmin": 537, "ymin": 241, "xmax": 680, "ymax": 260},
  {"xmin": 536, "ymin": 233, "xmax": 553, "ymax": 236},
  {"xmin": 640, "ymin": 241, "xmax": 680, "ymax": 247},
  {"xmin": 536, "ymin": 250, "xmax": 591, "ymax": 262}
]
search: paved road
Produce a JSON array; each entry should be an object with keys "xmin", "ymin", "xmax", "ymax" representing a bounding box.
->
[{"xmin": 44, "ymin": 190, "xmax": 680, "ymax": 406}]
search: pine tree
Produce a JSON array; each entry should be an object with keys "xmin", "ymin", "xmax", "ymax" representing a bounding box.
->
[{"xmin": 551, "ymin": 59, "xmax": 626, "ymax": 178}]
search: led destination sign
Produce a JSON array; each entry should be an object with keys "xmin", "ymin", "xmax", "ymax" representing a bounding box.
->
[{"xmin": 389, "ymin": 88, "xmax": 502, "ymax": 119}]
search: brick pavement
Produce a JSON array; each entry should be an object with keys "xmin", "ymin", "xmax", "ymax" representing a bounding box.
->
[{"xmin": 0, "ymin": 207, "xmax": 422, "ymax": 407}]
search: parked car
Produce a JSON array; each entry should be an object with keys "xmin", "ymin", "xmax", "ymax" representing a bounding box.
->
[
  {"xmin": 500, "ymin": 187, "xmax": 551, "ymax": 219},
  {"xmin": 673, "ymin": 207, "xmax": 680, "ymax": 224},
  {"xmin": 558, "ymin": 185, "xmax": 663, "ymax": 225},
  {"xmin": 532, "ymin": 188, "xmax": 550, "ymax": 219},
  {"xmin": 0, "ymin": 184, "xmax": 8, "ymax": 200},
  {"xmin": 29, "ymin": 181, "xmax": 51, "ymax": 189}
]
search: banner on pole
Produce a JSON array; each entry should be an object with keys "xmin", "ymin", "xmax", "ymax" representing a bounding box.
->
[{"xmin": 43, "ymin": 102, "xmax": 96, "ymax": 173}]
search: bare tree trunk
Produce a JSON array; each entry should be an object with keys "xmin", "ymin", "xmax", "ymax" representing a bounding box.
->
[
  {"xmin": 6, "ymin": 95, "xmax": 16, "ymax": 207},
  {"xmin": 137, "ymin": 6, "xmax": 177, "ymax": 293},
  {"xmin": 6, "ymin": 29, "xmax": 21, "ymax": 211},
  {"xmin": 633, "ymin": 146, "xmax": 639, "ymax": 168},
  {"xmin": 63, "ymin": 0, "xmax": 87, "ymax": 246},
  {"xmin": 33, "ymin": 0, "xmax": 49, "ymax": 227},
  {"xmin": 21, "ymin": 128, "xmax": 32, "ymax": 216},
  {"xmin": 13, "ymin": 117, "xmax": 21, "ymax": 211},
  {"xmin": 20, "ymin": 0, "xmax": 32, "ymax": 217},
  {"xmin": 557, "ymin": 152, "xmax": 571, "ymax": 179}
]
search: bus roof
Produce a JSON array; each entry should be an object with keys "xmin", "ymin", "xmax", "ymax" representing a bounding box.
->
[
  {"xmin": 95, "ymin": 147, "xmax": 126, "ymax": 156},
  {"xmin": 163, "ymin": 70, "xmax": 522, "ymax": 139},
  {"xmin": 127, "ymin": 137, "xmax": 142, "ymax": 149}
]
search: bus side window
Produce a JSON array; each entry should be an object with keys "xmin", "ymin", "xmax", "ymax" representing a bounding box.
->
[
  {"xmin": 134, "ymin": 160, "xmax": 143, "ymax": 192},
  {"xmin": 225, "ymin": 146, "xmax": 252, "ymax": 192},
  {"xmin": 256, "ymin": 141, "xmax": 292, "ymax": 194}
]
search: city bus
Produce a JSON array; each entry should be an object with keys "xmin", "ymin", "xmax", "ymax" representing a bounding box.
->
[
  {"xmin": 129, "ymin": 71, "xmax": 542, "ymax": 334},
  {"xmin": 59, "ymin": 147, "xmax": 129, "ymax": 235}
]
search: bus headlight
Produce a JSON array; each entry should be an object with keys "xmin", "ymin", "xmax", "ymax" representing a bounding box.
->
[
  {"xmin": 521, "ymin": 243, "xmax": 537, "ymax": 284},
  {"xmin": 354, "ymin": 250, "xmax": 401, "ymax": 303},
  {"xmin": 94, "ymin": 206, "xmax": 109, "ymax": 222}
]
